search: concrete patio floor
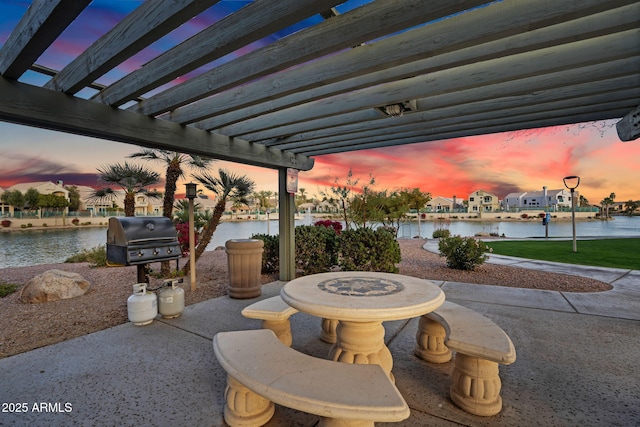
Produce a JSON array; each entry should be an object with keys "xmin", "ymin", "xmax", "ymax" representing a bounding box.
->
[{"xmin": 1, "ymin": 249, "xmax": 639, "ymax": 426}]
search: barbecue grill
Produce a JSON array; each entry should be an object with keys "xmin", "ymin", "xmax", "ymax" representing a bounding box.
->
[{"xmin": 107, "ymin": 217, "xmax": 181, "ymax": 281}]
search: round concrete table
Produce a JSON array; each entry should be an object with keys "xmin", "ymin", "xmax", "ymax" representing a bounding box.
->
[{"xmin": 281, "ymin": 272, "xmax": 445, "ymax": 380}]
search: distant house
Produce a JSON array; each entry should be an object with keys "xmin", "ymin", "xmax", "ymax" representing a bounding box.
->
[
  {"xmin": 82, "ymin": 188, "xmax": 163, "ymax": 216},
  {"xmin": 316, "ymin": 200, "xmax": 338, "ymax": 213},
  {"xmin": 191, "ymin": 193, "xmax": 218, "ymax": 215},
  {"xmin": 74, "ymin": 185, "xmax": 112, "ymax": 215},
  {"xmin": 503, "ymin": 188, "xmax": 575, "ymax": 211},
  {"xmin": 467, "ymin": 190, "xmax": 500, "ymax": 213},
  {"xmin": 425, "ymin": 196, "xmax": 466, "ymax": 213},
  {"xmin": 2, "ymin": 181, "xmax": 70, "ymax": 215}
]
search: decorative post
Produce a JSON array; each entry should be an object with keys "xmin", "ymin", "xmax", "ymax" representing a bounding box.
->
[
  {"xmin": 185, "ymin": 182, "xmax": 197, "ymax": 291},
  {"xmin": 563, "ymin": 176, "xmax": 580, "ymax": 253}
]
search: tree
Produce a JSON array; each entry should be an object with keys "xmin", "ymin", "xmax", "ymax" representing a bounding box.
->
[
  {"xmin": 1, "ymin": 190, "xmax": 24, "ymax": 212},
  {"xmin": 253, "ymin": 190, "xmax": 273, "ymax": 213},
  {"xmin": 600, "ymin": 192, "xmax": 616, "ymax": 219},
  {"xmin": 92, "ymin": 162, "xmax": 162, "ymax": 217},
  {"xmin": 320, "ymin": 169, "xmax": 374, "ymax": 231},
  {"xmin": 128, "ymin": 149, "xmax": 212, "ymax": 218},
  {"xmin": 65, "ymin": 185, "xmax": 81, "ymax": 211},
  {"xmin": 624, "ymin": 200, "xmax": 639, "ymax": 216},
  {"xmin": 24, "ymin": 188, "xmax": 40, "ymax": 211},
  {"xmin": 182, "ymin": 169, "xmax": 255, "ymax": 274},
  {"xmin": 578, "ymin": 195, "xmax": 589, "ymax": 208},
  {"xmin": 37, "ymin": 194, "xmax": 70, "ymax": 213},
  {"xmin": 349, "ymin": 187, "xmax": 387, "ymax": 229},
  {"xmin": 400, "ymin": 187, "xmax": 431, "ymax": 237},
  {"xmin": 129, "ymin": 149, "xmax": 212, "ymax": 275}
]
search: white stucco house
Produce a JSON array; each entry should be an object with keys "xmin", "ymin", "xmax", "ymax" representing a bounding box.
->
[{"xmin": 503, "ymin": 188, "xmax": 576, "ymax": 211}]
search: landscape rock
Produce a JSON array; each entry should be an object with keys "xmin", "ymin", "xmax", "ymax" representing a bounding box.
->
[{"xmin": 20, "ymin": 270, "xmax": 91, "ymax": 304}]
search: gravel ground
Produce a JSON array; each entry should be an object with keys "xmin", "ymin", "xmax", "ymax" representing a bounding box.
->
[{"xmin": 0, "ymin": 239, "xmax": 610, "ymax": 358}]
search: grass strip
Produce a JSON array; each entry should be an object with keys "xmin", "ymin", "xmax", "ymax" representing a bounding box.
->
[{"xmin": 485, "ymin": 238, "xmax": 640, "ymax": 270}]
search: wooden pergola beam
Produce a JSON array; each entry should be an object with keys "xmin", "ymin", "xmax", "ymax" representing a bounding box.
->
[
  {"xmin": 44, "ymin": 0, "xmax": 221, "ymax": 94},
  {"xmin": 0, "ymin": 77, "xmax": 313, "ymax": 171},
  {"xmin": 0, "ymin": 0, "xmax": 90, "ymax": 79}
]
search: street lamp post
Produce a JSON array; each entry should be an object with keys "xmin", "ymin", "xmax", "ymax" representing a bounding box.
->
[
  {"xmin": 563, "ymin": 176, "xmax": 580, "ymax": 253},
  {"xmin": 185, "ymin": 182, "xmax": 198, "ymax": 291}
]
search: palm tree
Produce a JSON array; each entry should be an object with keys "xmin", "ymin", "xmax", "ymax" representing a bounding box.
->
[
  {"xmin": 92, "ymin": 162, "xmax": 161, "ymax": 216},
  {"xmin": 129, "ymin": 149, "xmax": 212, "ymax": 274},
  {"xmin": 600, "ymin": 192, "xmax": 617, "ymax": 219},
  {"xmin": 252, "ymin": 190, "xmax": 273, "ymax": 215},
  {"xmin": 128, "ymin": 149, "xmax": 212, "ymax": 219},
  {"xmin": 182, "ymin": 169, "xmax": 255, "ymax": 274}
]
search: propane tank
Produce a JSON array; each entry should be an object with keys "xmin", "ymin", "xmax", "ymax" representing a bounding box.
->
[
  {"xmin": 158, "ymin": 278, "xmax": 185, "ymax": 319},
  {"xmin": 127, "ymin": 283, "xmax": 158, "ymax": 326}
]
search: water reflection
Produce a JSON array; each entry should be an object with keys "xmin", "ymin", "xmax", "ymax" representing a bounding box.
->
[{"xmin": 1, "ymin": 217, "xmax": 638, "ymax": 268}]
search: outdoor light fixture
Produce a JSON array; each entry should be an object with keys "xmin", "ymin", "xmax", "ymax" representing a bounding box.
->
[
  {"xmin": 185, "ymin": 182, "xmax": 197, "ymax": 200},
  {"xmin": 185, "ymin": 182, "xmax": 198, "ymax": 290},
  {"xmin": 377, "ymin": 100, "xmax": 417, "ymax": 118},
  {"xmin": 563, "ymin": 175, "xmax": 580, "ymax": 253}
]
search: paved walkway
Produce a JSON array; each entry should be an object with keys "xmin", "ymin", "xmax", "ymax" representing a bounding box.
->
[{"xmin": 1, "ymin": 244, "xmax": 638, "ymax": 426}]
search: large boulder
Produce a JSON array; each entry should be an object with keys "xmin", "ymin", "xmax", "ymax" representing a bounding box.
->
[{"xmin": 20, "ymin": 270, "xmax": 91, "ymax": 304}]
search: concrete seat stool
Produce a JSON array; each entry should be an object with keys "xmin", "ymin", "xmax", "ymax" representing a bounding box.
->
[
  {"xmin": 241, "ymin": 296, "xmax": 298, "ymax": 346},
  {"xmin": 414, "ymin": 301, "xmax": 516, "ymax": 416},
  {"xmin": 214, "ymin": 329, "xmax": 410, "ymax": 427}
]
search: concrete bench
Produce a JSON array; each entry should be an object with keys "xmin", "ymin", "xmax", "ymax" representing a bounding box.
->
[
  {"xmin": 414, "ymin": 301, "xmax": 516, "ymax": 416},
  {"xmin": 242, "ymin": 295, "xmax": 338, "ymax": 345},
  {"xmin": 241, "ymin": 296, "xmax": 298, "ymax": 346},
  {"xmin": 214, "ymin": 329, "xmax": 410, "ymax": 427}
]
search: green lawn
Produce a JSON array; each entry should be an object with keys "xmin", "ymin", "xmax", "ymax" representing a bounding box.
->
[{"xmin": 484, "ymin": 238, "xmax": 640, "ymax": 270}]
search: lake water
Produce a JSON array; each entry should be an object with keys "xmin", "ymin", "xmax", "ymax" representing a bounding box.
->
[{"xmin": 1, "ymin": 216, "xmax": 639, "ymax": 268}]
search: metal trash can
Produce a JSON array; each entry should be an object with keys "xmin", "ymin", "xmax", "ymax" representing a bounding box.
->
[{"xmin": 225, "ymin": 239, "xmax": 264, "ymax": 299}]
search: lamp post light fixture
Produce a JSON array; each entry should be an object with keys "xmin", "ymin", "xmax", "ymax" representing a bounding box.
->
[
  {"xmin": 563, "ymin": 175, "xmax": 580, "ymax": 253},
  {"xmin": 185, "ymin": 182, "xmax": 197, "ymax": 291}
]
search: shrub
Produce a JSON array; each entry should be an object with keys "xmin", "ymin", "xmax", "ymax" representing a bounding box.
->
[
  {"xmin": 175, "ymin": 221, "xmax": 198, "ymax": 257},
  {"xmin": 72, "ymin": 218, "xmax": 80, "ymax": 225},
  {"xmin": 295, "ymin": 225, "xmax": 339, "ymax": 275},
  {"xmin": 338, "ymin": 227, "xmax": 401, "ymax": 273},
  {"xmin": 520, "ymin": 213, "xmax": 529, "ymax": 219},
  {"xmin": 251, "ymin": 233, "xmax": 280, "ymax": 274},
  {"xmin": 42, "ymin": 223, "xmax": 48, "ymax": 227},
  {"xmin": 438, "ymin": 235, "xmax": 491, "ymax": 270},
  {"xmin": 432, "ymin": 228, "xmax": 450, "ymax": 238},
  {"xmin": 1, "ymin": 220, "xmax": 10, "ymax": 227},
  {"xmin": 0, "ymin": 282, "xmax": 18, "ymax": 298},
  {"xmin": 314, "ymin": 219, "xmax": 343, "ymax": 234},
  {"xmin": 64, "ymin": 245, "xmax": 107, "ymax": 267}
]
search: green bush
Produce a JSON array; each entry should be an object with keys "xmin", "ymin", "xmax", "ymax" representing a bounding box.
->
[
  {"xmin": 432, "ymin": 228, "xmax": 450, "ymax": 238},
  {"xmin": 438, "ymin": 235, "xmax": 491, "ymax": 270},
  {"xmin": 295, "ymin": 225, "xmax": 339, "ymax": 275},
  {"xmin": 0, "ymin": 282, "xmax": 18, "ymax": 298},
  {"xmin": 338, "ymin": 227, "xmax": 401, "ymax": 273},
  {"xmin": 251, "ymin": 233, "xmax": 280, "ymax": 274},
  {"xmin": 65, "ymin": 245, "xmax": 107, "ymax": 267}
]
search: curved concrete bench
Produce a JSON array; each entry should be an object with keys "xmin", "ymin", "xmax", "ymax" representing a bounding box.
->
[
  {"xmin": 241, "ymin": 296, "xmax": 338, "ymax": 345},
  {"xmin": 414, "ymin": 301, "xmax": 516, "ymax": 416},
  {"xmin": 241, "ymin": 296, "xmax": 298, "ymax": 346},
  {"xmin": 214, "ymin": 329, "xmax": 410, "ymax": 427}
]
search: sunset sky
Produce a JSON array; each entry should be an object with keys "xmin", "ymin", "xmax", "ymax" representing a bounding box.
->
[
  {"xmin": 1, "ymin": 1, "xmax": 639, "ymax": 205},
  {"xmin": 1, "ymin": 119, "xmax": 638, "ymax": 205}
]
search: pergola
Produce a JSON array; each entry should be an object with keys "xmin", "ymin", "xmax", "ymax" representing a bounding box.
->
[{"xmin": 1, "ymin": 0, "xmax": 638, "ymax": 280}]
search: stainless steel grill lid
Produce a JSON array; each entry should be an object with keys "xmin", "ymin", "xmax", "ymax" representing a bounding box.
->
[{"xmin": 106, "ymin": 217, "xmax": 181, "ymax": 265}]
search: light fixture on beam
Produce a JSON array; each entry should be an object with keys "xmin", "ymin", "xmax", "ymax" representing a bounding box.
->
[{"xmin": 377, "ymin": 100, "xmax": 417, "ymax": 118}]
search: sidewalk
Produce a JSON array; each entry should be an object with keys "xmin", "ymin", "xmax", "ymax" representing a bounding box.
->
[{"xmin": 1, "ymin": 247, "xmax": 638, "ymax": 426}]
